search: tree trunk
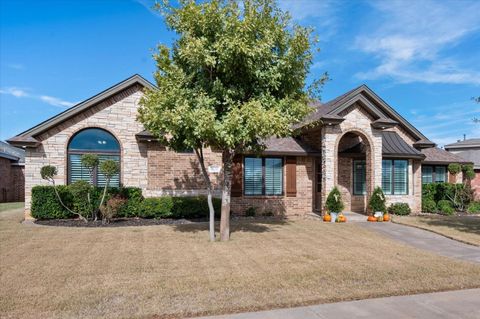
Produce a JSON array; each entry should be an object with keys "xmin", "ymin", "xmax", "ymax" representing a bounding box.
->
[
  {"xmin": 194, "ymin": 148, "xmax": 216, "ymax": 242},
  {"xmin": 50, "ymin": 179, "xmax": 87, "ymax": 223},
  {"xmin": 220, "ymin": 150, "xmax": 234, "ymax": 241}
]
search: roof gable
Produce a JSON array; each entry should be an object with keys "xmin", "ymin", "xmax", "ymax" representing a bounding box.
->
[
  {"xmin": 304, "ymin": 85, "xmax": 434, "ymax": 146},
  {"xmin": 9, "ymin": 74, "xmax": 155, "ymax": 141}
]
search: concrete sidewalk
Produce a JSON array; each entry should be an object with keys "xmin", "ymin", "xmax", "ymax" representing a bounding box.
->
[
  {"xmin": 192, "ymin": 289, "xmax": 480, "ymax": 319},
  {"xmin": 361, "ymin": 222, "xmax": 480, "ymax": 263}
]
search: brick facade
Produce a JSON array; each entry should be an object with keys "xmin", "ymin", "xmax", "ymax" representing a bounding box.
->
[
  {"xmin": 21, "ymin": 83, "xmax": 427, "ymax": 219},
  {"xmin": 0, "ymin": 158, "xmax": 24, "ymax": 202}
]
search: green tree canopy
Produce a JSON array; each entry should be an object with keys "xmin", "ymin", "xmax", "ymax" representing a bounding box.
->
[{"xmin": 138, "ymin": 0, "xmax": 326, "ymax": 240}]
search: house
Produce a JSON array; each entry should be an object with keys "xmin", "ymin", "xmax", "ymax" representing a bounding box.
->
[
  {"xmin": 7, "ymin": 74, "xmax": 469, "ymax": 219},
  {"xmin": 0, "ymin": 141, "xmax": 25, "ymax": 202},
  {"xmin": 445, "ymin": 138, "xmax": 480, "ymax": 199}
]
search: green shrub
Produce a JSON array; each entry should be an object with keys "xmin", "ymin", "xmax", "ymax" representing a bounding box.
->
[
  {"xmin": 422, "ymin": 183, "xmax": 436, "ymax": 202},
  {"xmin": 422, "ymin": 199, "xmax": 437, "ymax": 213},
  {"xmin": 369, "ymin": 187, "xmax": 386, "ymax": 213},
  {"xmin": 171, "ymin": 196, "xmax": 221, "ymax": 219},
  {"xmin": 437, "ymin": 200, "xmax": 454, "ymax": 215},
  {"xmin": 388, "ymin": 203, "xmax": 411, "ymax": 215},
  {"xmin": 68, "ymin": 181, "xmax": 94, "ymax": 219},
  {"xmin": 31, "ymin": 185, "xmax": 142, "ymax": 219},
  {"xmin": 422, "ymin": 182, "xmax": 472, "ymax": 212},
  {"xmin": 31, "ymin": 186, "xmax": 74, "ymax": 219},
  {"xmin": 448, "ymin": 163, "xmax": 462, "ymax": 175},
  {"xmin": 325, "ymin": 187, "xmax": 344, "ymax": 213},
  {"xmin": 139, "ymin": 197, "xmax": 174, "ymax": 218},
  {"xmin": 467, "ymin": 201, "xmax": 480, "ymax": 214},
  {"xmin": 117, "ymin": 187, "xmax": 144, "ymax": 217},
  {"xmin": 245, "ymin": 207, "xmax": 256, "ymax": 217}
]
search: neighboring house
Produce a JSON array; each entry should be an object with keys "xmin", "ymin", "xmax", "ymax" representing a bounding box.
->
[
  {"xmin": 445, "ymin": 138, "xmax": 480, "ymax": 199},
  {"xmin": 0, "ymin": 141, "xmax": 25, "ymax": 202},
  {"xmin": 7, "ymin": 74, "xmax": 469, "ymax": 218}
]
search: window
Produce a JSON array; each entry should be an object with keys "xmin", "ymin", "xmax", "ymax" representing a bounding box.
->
[
  {"xmin": 68, "ymin": 128, "xmax": 121, "ymax": 187},
  {"xmin": 244, "ymin": 157, "xmax": 283, "ymax": 196},
  {"xmin": 422, "ymin": 165, "xmax": 447, "ymax": 184},
  {"xmin": 353, "ymin": 160, "xmax": 366, "ymax": 195},
  {"xmin": 382, "ymin": 159, "xmax": 408, "ymax": 195}
]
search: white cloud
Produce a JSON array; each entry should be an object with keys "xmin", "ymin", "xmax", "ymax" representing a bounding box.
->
[
  {"xmin": 39, "ymin": 95, "xmax": 75, "ymax": 107},
  {"xmin": 0, "ymin": 87, "xmax": 75, "ymax": 108},
  {"xmin": 355, "ymin": 0, "xmax": 480, "ymax": 85},
  {"xmin": 410, "ymin": 101, "xmax": 480, "ymax": 146},
  {"xmin": 0, "ymin": 87, "xmax": 28, "ymax": 97}
]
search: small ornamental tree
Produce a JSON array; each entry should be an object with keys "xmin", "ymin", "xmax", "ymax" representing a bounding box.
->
[
  {"xmin": 138, "ymin": 0, "xmax": 327, "ymax": 241},
  {"xmin": 98, "ymin": 160, "xmax": 120, "ymax": 216},
  {"xmin": 448, "ymin": 163, "xmax": 461, "ymax": 176},
  {"xmin": 368, "ymin": 186, "xmax": 386, "ymax": 214},
  {"xmin": 80, "ymin": 154, "xmax": 99, "ymax": 220},
  {"xmin": 325, "ymin": 187, "xmax": 344, "ymax": 214},
  {"xmin": 40, "ymin": 165, "xmax": 88, "ymax": 222}
]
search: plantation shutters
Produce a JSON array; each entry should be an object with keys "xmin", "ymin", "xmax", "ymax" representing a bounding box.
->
[
  {"xmin": 231, "ymin": 155, "xmax": 243, "ymax": 197},
  {"xmin": 265, "ymin": 158, "xmax": 283, "ymax": 195},
  {"xmin": 285, "ymin": 157, "xmax": 297, "ymax": 197},
  {"xmin": 97, "ymin": 155, "xmax": 120, "ymax": 187},
  {"xmin": 382, "ymin": 159, "xmax": 393, "ymax": 195},
  {"xmin": 243, "ymin": 157, "xmax": 284, "ymax": 196},
  {"xmin": 244, "ymin": 157, "xmax": 263, "ymax": 195},
  {"xmin": 394, "ymin": 160, "xmax": 408, "ymax": 195},
  {"xmin": 382, "ymin": 160, "xmax": 408, "ymax": 195},
  {"xmin": 68, "ymin": 154, "xmax": 90, "ymax": 183}
]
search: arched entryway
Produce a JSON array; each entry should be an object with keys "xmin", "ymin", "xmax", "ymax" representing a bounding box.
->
[{"xmin": 336, "ymin": 130, "xmax": 373, "ymax": 213}]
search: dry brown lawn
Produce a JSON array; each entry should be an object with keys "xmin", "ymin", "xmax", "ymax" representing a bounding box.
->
[
  {"xmin": 393, "ymin": 215, "xmax": 480, "ymax": 246},
  {"xmin": 1, "ymin": 208, "xmax": 480, "ymax": 319}
]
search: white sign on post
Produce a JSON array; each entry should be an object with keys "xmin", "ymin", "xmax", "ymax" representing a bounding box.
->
[{"xmin": 208, "ymin": 165, "xmax": 221, "ymax": 173}]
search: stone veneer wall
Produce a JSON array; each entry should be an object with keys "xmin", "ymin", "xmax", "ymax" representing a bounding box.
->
[
  {"xmin": 24, "ymin": 84, "xmax": 148, "ymax": 213},
  {"xmin": 230, "ymin": 156, "xmax": 314, "ymax": 216},
  {"xmin": 320, "ymin": 103, "xmax": 422, "ymax": 214}
]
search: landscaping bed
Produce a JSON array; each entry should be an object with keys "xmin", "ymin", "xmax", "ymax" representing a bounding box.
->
[{"xmin": 34, "ymin": 217, "xmax": 206, "ymax": 227}]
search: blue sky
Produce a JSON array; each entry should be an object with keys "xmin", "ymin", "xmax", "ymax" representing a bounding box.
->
[{"xmin": 1, "ymin": 0, "xmax": 479, "ymax": 146}]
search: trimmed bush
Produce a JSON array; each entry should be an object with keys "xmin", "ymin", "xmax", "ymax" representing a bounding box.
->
[
  {"xmin": 325, "ymin": 187, "xmax": 344, "ymax": 213},
  {"xmin": 245, "ymin": 207, "xmax": 256, "ymax": 217},
  {"xmin": 422, "ymin": 199, "xmax": 437, "ymax": 213},
  {"xmin": 31, "ymin": 186, "xmax": 74, "ymax": 219},
  {"xmin": 31, "ymin": 185, "xmax": 142, "ymax": 219},
  {"xmin": 437, "ymin": 200, "xmax": 454, "ymax": 215},
  {"xmin": 171, "ymin": 196, "xmax": 222, "ymax": 219},
  {"xmin": 139, "ymin": 197, "xmax": 174, "ymax": 218},
  {"xmin": 467, "ymin": 201, "xmax": 480, "ymax": 214},
  {"xmin": 422, "ymin": 182, "xmax": 472, "ymax": 212},
  {"xmin": 388, "ymin": 203, "xmax": 411, "ymax": 216},
  {"xmin": 369, "ymin": 187, "xmax": 386, "ymax": 213}
]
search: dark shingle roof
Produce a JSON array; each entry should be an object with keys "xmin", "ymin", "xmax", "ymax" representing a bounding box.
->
[
  {"xmin": 0, "ymin": 141, "xmax": 25, "ymax": 163},
  {"xmin": 445, "ymin": 138, "xmax": 480, "ymax": 149},
  {"xmin": 262, "ymin": 137, "xmax": 321, "ymax": 156},
  {"xmin": 454, "ymin": 150, "xmax": 480, "ymax": 169},
  {"xmin": 421, "ymin": 147, "xmax": 471, "ymax": 165}
]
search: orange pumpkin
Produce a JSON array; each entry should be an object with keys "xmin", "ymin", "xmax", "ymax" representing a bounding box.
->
[
  {"xmin": 323, "ymin": 214, "xmax": 331, "ymax": 222},
  {"xmin": 367, "ymin": 215, "xmax": 377, "ymax": 222},
  {"xmin": 383, "ymin": 213, "xmax": 390, "ymax": 222},
  {"xmin": 340, "ymin": 216, "xmax": 347, "ymax": 223}
]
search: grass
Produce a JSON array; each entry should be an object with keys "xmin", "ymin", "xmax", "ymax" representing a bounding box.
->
[
  {"xmin": 393, "ymin": 215, "xmax": 480, "ymax": 246},
  {"xmin": 0, "ymin": 202, "xmax": 24, "ymax": 212},
  {"xmin": 1, "ymin": 208, "xmax": 480, "ymax": 319}
]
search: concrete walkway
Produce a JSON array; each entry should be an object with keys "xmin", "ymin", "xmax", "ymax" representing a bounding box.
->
[
  {"xmin": 361, "ymin": 222, "xmax": 480, "ymax": 263},
  {"xmin": 193, "ymin": 289, "xmax": 480, "ymax": 319}
]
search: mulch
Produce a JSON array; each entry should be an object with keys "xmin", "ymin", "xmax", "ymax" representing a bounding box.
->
[{"xmin": 34, "ymin": 217, "xmax": 208, "ymax": 228}]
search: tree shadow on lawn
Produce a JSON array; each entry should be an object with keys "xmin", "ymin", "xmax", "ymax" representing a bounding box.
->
[
  {"xmin": 420, "ymin": 215, "xmax": 480, "ymax": 235},
  {"xmin": 172, "ymin": 218, "xmax": 290, "ymax": 234}
]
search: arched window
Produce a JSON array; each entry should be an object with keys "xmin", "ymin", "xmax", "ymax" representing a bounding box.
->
[{"xmin": 67, "ymin": 128, "xmax": 120, "ymax": 187}]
